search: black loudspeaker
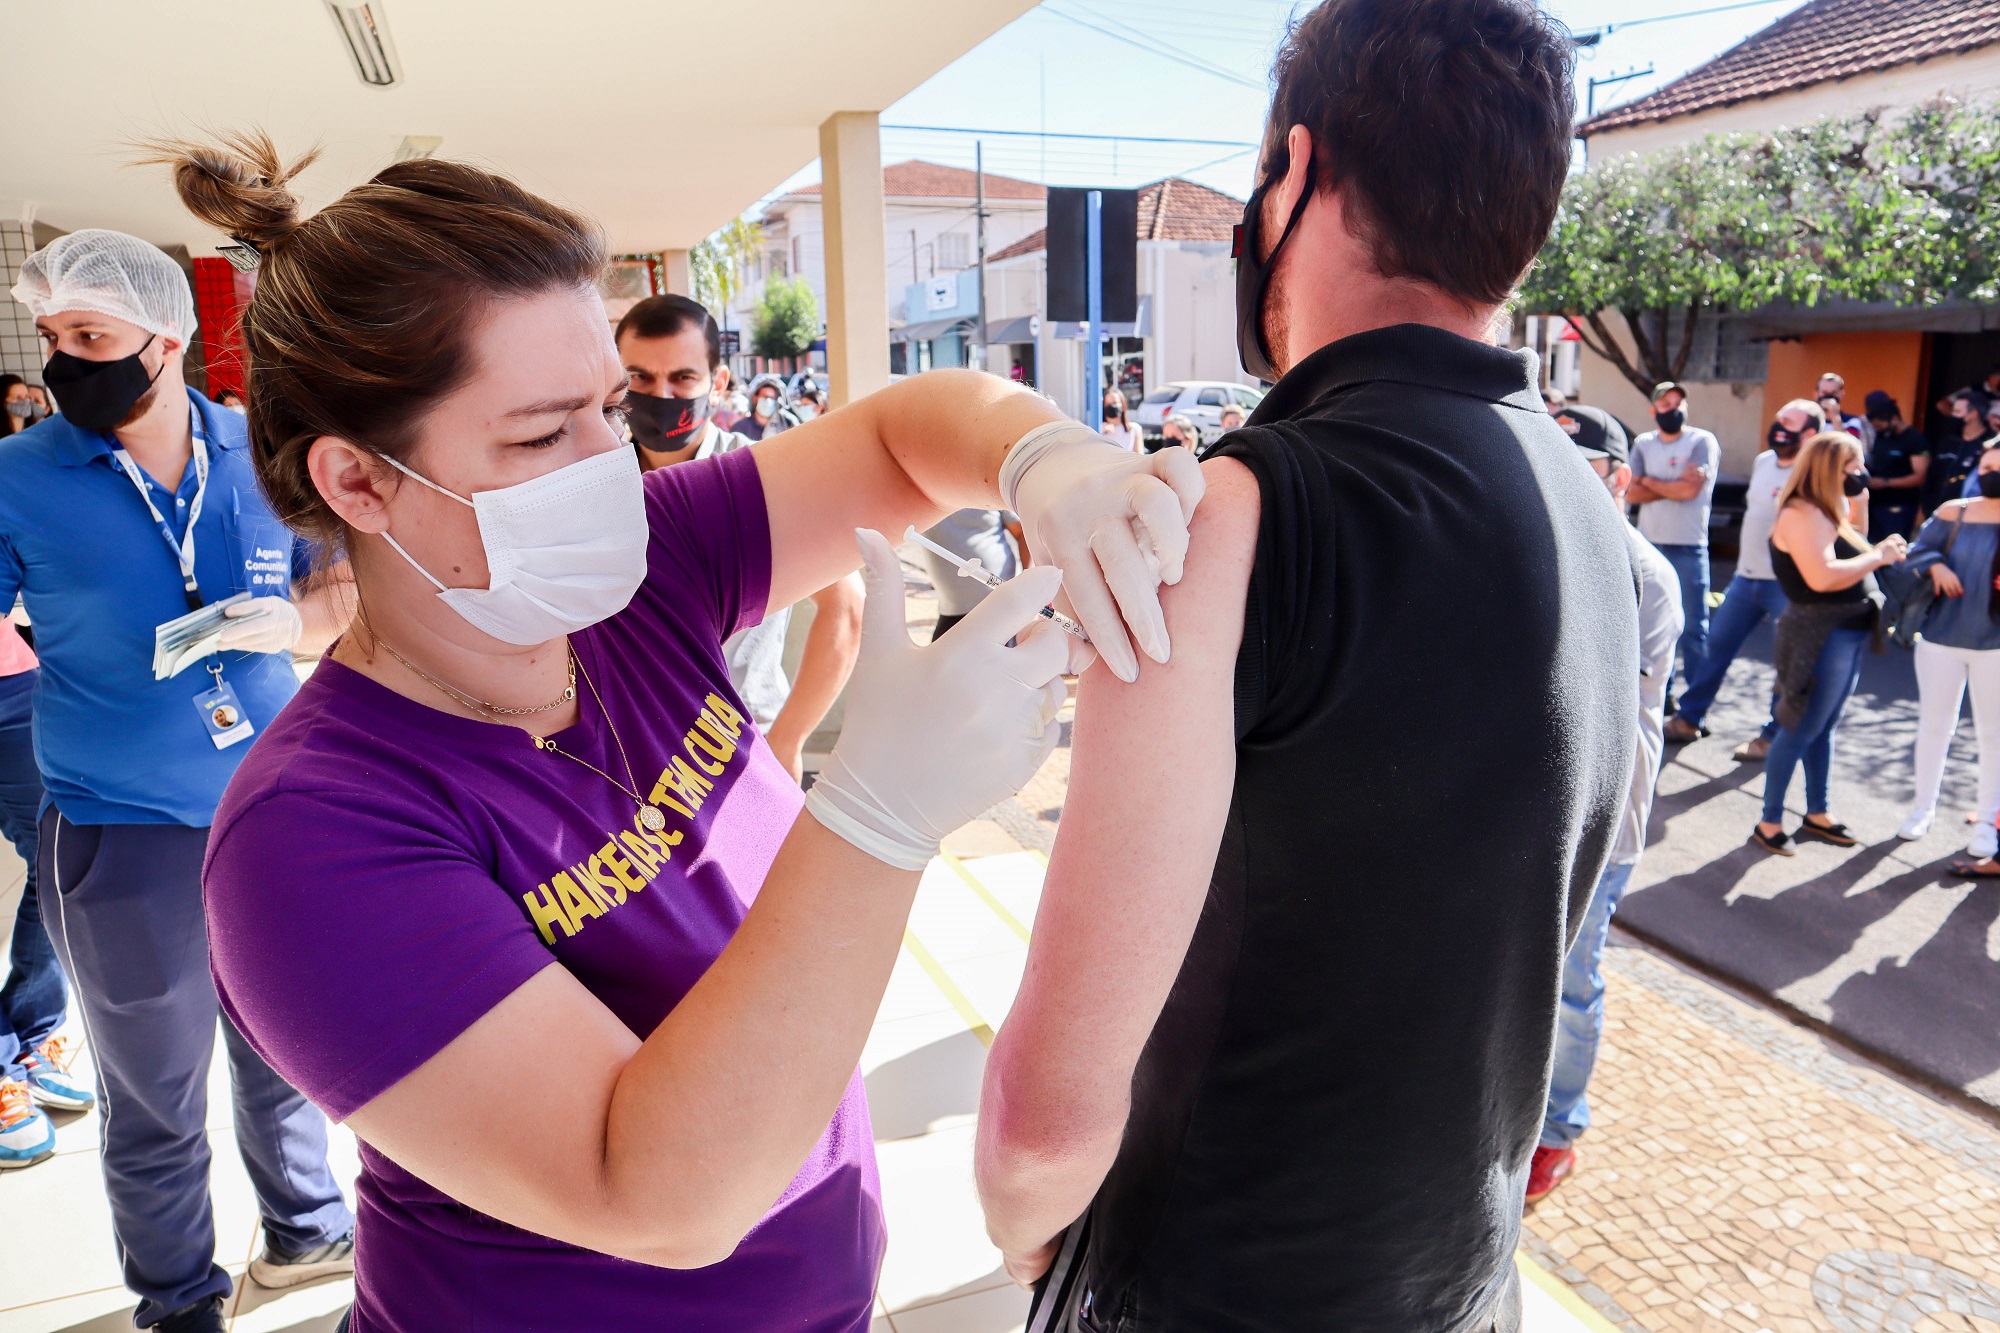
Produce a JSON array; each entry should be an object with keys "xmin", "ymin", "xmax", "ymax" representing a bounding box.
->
[{"xmin": 1046, "ymin": 187, "xmax": 1138, "ymax": 324}]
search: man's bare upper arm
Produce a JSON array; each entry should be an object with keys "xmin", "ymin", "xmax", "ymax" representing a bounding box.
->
[{"xmin": 986, "ymin": 456, "xmax": 1260, "ymax": 1148}]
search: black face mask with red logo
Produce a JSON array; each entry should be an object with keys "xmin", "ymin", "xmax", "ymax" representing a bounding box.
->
[
  {"xmin": 1768, "ymin": 422, "xmax": 1802, "ymax": 459},
  {"xmin": 624, "ymin": 390, "xmax": 711, "ymax": 452}
]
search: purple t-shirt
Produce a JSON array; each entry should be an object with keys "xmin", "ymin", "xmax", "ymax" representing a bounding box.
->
[{"xmin": 204, "ymin": 449, "xmax": 882, "ymax": 1331}]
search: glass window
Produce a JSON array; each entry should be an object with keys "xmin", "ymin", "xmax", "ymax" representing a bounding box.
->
[
  {"xmin": 1234, "ymin": 387, "xmax": 1266, "ymax": 407},
  {"xmin": 1144, "ymin": 384, "xmax": 1186, "ymax": 405},
  {"xmin": 1196, "ymin": 388, "xmax": 1227, "ymax": 407},
  {"xmin": 935, "ymin": 232, "xmax": 971, "ymax": 269}
]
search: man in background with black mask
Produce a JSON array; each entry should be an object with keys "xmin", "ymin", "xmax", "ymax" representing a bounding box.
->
[
  {"xmin": 1627, "ymin": 381, "xmax": 1719, "ymax": 715},
  {"xmin": 975, "ymin": 1, "xmax": 1637, "ymax": 1327},
  {"xmin": 0, "ymin": 230, "xmax": 355, "ymax": 1332},
  {"xmin": 1863, "ymin": 390, "xmax": 1930, "ymax": 541},
  {"xmin": 614, "ymin": 295, "xmax": 860, "ymax": 781}
]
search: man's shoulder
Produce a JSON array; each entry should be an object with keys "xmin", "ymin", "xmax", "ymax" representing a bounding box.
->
[{"xmin": 1625, "ymin": 524, "xmax": 1678, "ymax": 588}]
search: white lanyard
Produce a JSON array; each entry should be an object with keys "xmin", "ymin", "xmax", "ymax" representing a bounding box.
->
[{"xmin": 111, "ymin": 404, "xmax": 211, "ymax": 612}]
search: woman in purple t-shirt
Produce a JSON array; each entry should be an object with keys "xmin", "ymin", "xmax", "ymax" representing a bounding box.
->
[{"xmin": 162, "ymin": 136, "xmax": 1202, "ymax": 1332}]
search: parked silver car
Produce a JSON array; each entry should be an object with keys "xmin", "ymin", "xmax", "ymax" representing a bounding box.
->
[{"xmin": 1134, "ymin": 380, "xmax": 1266, "ymax": 450}]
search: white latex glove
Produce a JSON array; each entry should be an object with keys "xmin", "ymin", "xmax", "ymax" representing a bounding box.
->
[
  {"xmin": 999, "ymin": 422, "xmax": 1205, "ymax": 682},
  {"xmin": 806, "ymin": 529, "xmax": 1075, "ymax": 870},
  {"xmin": 217, "ymin": 596, "xmax": 305, "ymax": 655}
]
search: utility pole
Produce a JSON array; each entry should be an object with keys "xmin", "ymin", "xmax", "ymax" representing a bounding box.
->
[{"xmin": 975, "ymin": 140, "xmax": 990, "ymax": 375}]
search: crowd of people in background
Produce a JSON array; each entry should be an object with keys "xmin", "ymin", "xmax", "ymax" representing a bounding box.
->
[{"xmin": 1532, "ymin": 360, "xmax": 2000, "ymax": 1164}]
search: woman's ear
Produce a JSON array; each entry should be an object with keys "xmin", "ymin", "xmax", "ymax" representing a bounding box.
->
[{"xmin": 310, "ymin": 437, "xmax": 398, "ymax": 535}]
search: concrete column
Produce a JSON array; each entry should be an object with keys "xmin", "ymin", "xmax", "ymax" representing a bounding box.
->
[
  {"xmin": 661, "ymin": 248, "xmax": 692, "ymax": 297},
  {"xmin": 818, "ymin": 111, "xmax": 890, "ymax": 408}
]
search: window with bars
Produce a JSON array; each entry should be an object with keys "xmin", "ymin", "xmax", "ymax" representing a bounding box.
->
[{"xmin": 935, "ymin": 232, "xmax": 971, "ymax": 270}]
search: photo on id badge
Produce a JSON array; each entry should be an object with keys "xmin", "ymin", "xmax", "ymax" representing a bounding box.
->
[{"xmin": 195, "ymin": 668, "xmax": 255, "ymax": 750}]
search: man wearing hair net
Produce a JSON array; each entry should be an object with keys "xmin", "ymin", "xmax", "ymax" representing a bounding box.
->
[{"xmin": 0, "ymin": 230, "xmax": 355, "ymax": 1332}]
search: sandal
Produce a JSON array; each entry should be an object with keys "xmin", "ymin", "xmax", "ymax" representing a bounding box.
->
[
  {"xmin": 1950, "ymin": 857, "xmax": 2000, "ymax": 879},
  {"xmin": 1751, "ymin": 826, "xmax": 1794, "ymax": 857},
  {"xmin": 1795, "ymin": 818, "xmax": 1858, "ymax": 848}
]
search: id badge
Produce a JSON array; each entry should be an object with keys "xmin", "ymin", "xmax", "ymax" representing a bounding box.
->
[{"xmin": 194, "ymin": 677, "xmax": 256, "ymax": 750}]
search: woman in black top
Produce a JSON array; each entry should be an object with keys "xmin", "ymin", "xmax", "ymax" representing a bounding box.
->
[{"xmin": 1755, "ymin": 432, "xmax": 1908, "ymax": 855}]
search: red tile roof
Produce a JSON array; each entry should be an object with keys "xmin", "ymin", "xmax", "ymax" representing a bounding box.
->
[
  {"xmin": 987, "ymin": 177, "xmax": 1244, "ymax": 261},
  {"xmin": 1581, "ymin": 0, "xmax": 2000, "ymax": 137},
  {"xmin": 790, "ymin": 159, "xmax": 1046, "ymax": 201}
]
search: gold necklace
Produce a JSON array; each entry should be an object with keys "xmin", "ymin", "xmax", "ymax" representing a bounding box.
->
[
  {"xmin": 370, "ymin": 632, "xmax": 577, "ymax": 718},
  {"xmin": 533, "ymin": 654, "xmax": 667, "ymax": 833}
]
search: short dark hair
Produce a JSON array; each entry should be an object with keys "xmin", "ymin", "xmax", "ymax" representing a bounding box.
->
[
  {"xmin": 1265, "ymin": 0, "xmax": 1576, "ymax": 305},
  {"xmin": 616, "ymin": 295, "xmax": 721, "ymax": 372}
]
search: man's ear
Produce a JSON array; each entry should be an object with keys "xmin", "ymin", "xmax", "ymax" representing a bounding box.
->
[
  {"xmin": 310, "ymin": 437, "xmax": 399, "ymax": 535},
  {"xmin": 712, "ymin": 366, "xmax": 731, "ymax": 399},
  {"xmin": 1260, "ymin": 124, "xmax": 1317, "ymax": 257}
]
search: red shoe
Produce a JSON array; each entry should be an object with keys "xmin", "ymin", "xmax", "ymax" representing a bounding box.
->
[{"xmin": 1524, "ymin": 1145, "xmax": 1576, "ymax": 1207}]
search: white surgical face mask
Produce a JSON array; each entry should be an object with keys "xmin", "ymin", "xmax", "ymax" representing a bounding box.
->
[{"xmin": 379, "ymin": 445, "xmax": 649, "ymax": 646}]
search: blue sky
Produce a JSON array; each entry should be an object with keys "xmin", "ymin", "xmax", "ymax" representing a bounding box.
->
[{"xmin": 767, "ymin": 0, "xmax": 1805, "ymax": 207}]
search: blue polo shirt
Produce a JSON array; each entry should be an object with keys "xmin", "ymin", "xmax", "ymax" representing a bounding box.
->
[{"xmin": 0, "ymin": 388, "xmax": 310, "ymax": 826}]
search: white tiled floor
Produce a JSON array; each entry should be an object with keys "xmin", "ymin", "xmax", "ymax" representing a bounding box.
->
[{"xmin": 0, "ymin": 838, "xmax": 1604, "ymax": 1333}]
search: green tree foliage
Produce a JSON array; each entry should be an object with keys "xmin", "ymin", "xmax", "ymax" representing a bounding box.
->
[
  {"xmin": 751, "ymin": 276, "xmax": 820, "ymax": 360},
  {"xmin": 691, "ymin": 216, "xmax": 765, "ymax": 319},
  {"xmin": 1521, "ymin": 100, "xmax": 2000, "ymax": 397}
]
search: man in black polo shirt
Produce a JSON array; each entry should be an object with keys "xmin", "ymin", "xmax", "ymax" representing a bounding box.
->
[
  {"xmin": 975, "ymin": 2, "xmax": 1637, "ymax": 1330},
  {"xmin": 1863, "ymin": 390, "xmax": 1930, "ymax": 540}
]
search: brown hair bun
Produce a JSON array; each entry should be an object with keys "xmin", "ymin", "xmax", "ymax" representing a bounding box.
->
[{"xmin": 136, "ymin": 130, "xmax": 319, "ymax": 254}]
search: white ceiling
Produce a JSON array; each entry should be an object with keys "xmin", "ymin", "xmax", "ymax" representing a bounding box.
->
[{"xmin": 0, "ymin": 0, "xmax": 1038, "ymax": 255}]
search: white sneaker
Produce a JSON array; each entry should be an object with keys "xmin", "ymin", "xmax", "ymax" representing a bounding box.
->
[
  {"xmin": 1898, "ymin": 810, "xmax": 1934, "ymax": 841},
  {"xmin": 1970, "ymin": 824, "xmax": 1998, "ymax": 860}
]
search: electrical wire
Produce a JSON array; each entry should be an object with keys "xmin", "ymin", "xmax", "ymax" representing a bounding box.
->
[
  {"xmin": 1572, "ymin": 0, "xmax": 1799, "ymax": 40},
  {"xmin": 1055, "ymin": 0, "xmax": 1270, "ymax": 84},
  {"xmin": 1037, "ymin": 5, "xmax": 1264, "ymax": 89}
]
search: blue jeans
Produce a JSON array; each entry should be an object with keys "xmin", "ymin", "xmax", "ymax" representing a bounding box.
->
[
  {"xmin": 0, "ymin": 682, "xmax": 66, "ymax": 1084},
  {"xmin": 41, "ymin": 809, "xmax": 352, "ymax": 1325},
  {"xmin": 1653, "ymin": 544, "xmax": 1710, "ymax": 691},
  {"xmin": 1761, "ymin": 627, "xmax": 1869, "ymax": 825},
  {"xmin": 1542, "ymin": 859, "xmax": 1634, "ymax": 1150},
  {"xmin": 1675, "ymin": 575, "xmax": 1787, "ymax": 734}
]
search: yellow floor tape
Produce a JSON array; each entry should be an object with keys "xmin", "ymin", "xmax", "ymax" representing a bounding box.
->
[
  {"xmin": 899, "ymin": 927, "xmax": 995, "ymax": 1048},
  {"xmin": 1515, "ymin": 1251, "xmax": 1623, "ymax": 1332},
  {"xmin": 938, "ymin": 849, "xmax": 1032, "ymax": 943}
]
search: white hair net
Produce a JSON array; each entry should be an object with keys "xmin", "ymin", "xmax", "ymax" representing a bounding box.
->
[{"xmin": 10, "ymin": 229, "xmax": 198, "ymax": 343}]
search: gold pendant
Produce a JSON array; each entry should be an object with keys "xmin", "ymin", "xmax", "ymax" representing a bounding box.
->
[{"xmin": 639, "ymin": 805, "xmax": 666, "ymax": 832}]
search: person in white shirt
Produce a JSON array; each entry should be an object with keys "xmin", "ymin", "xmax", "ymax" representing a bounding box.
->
[
  {"xmin": 618, "ymin": 296, "xmax": 862, "ymax": 781},
  {"xmin": 1666, "ymin": 399, "xmax": 1823, "ymax": 760},
  {"xmin": 1627, "ymin": 381, "xmax": 1718, "ymax": 703},
  {"xmin": 1530, "ymin": 398, "xmax": 1682, "ymax": 1205}
]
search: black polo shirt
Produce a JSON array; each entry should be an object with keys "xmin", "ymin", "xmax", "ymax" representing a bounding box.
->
[{"xmin": 1071, "ymin": 324, "xmax": 1638, "ymax": 1332}]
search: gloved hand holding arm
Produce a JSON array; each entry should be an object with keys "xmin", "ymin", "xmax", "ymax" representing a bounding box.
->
[{"xmin": 215, "ymin": 595, "xmax": 304, "ymax": 655}]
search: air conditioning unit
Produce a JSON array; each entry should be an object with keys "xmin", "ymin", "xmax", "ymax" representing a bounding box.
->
[{"xmin": 325, "ymin": 3, "xmax": 402, "ymax": 88}]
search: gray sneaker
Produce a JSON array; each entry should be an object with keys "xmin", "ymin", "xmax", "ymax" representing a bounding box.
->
[{"xmin": 249, "ymin": 1231, "xmax": 355, "ymax": 1289}]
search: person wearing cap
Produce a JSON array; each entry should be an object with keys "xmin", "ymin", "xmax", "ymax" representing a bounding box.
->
[
  {"xmin": 1528, "ymin": 399, "xmax": 1681, "ymax": 1205},
  {"xmin": 0, "ymin": 230, "xmax": 355, "ymax": 1331},
  {"xmin": 1627, "ymin": 381, "xmax": 1718, "ymax": 702},
  {"xmin": 617, "ymin": 294, "xmax": 862, "ymax": 781},
  {"xmin": 1665, "ymin": 399, "xmax": 1825, "ymax": 757},
  {"xmin": 1862, "ymin": 390, "xmax": 1930, "ymax": 542}
]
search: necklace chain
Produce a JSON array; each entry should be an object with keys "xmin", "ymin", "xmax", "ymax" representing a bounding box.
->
[
  {"xmin": 535, "ymin": 655, "xmax": 666, "ymax": 831},
  {"xmin": 358, "ymin": 615, "xmax": 662, "ymax": 832},
  {"xmin": 371, "ymin": 633, "xmax": 576, "ymax": 718}
]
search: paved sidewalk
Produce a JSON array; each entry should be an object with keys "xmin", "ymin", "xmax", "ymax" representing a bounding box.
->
[{"xmin": 1618, "ymin": 574, "xmax": 2000, "ymax": 1114}]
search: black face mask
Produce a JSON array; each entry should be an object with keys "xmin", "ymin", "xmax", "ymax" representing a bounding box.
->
[
  {"xmin": 1978, "ymin": 472, "xmax": 2000, "ymax": 500},
  {"xmin": 1653, "ymin": 407, "xmax": 1686, "ymax": 435},
  {"xmin": 1844, "ymin": 469, "xmax": 1870, "ymax": 497},
  {"xmin": 1233, "ymin": 151, "xmax": 1318, "ymax": 384},
  {"xmin": 43, "ymin": 335, "xmax": 163, "ymax": 432},
  {"xmin": 624, "ymin": 389, "xmax": 711, "ymax": 453},
  {"xmin": 1769, "ymin": 423, "xmax": 1800, "ymax": 457}
]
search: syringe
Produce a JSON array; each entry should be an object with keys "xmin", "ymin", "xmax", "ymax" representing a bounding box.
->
[{"xmin": 903, "ymin": 526, "xmax": 1093, "ymax": 644}]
